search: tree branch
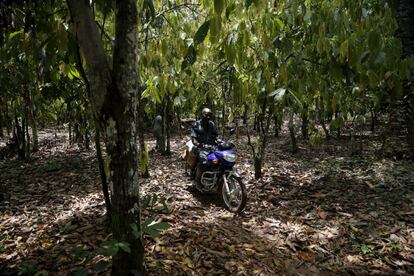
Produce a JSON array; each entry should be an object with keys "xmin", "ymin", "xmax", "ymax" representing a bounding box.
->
[{"xmin": 67, "ymin": 0, "xmax": 111, "ymax": 122}]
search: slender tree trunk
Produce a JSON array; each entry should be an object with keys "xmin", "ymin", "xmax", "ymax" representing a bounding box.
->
[
  {"xmin": 28, "ymin": 90, "xmax": 38, "ymax": 151},
  {"xmin": 5, "ymin": 103, "xmax": 11, "ymax": 137},
  {"xmin": 247, "ymin": 103, "xmax": 272, "ymax": 179},
  {"xmin": 13, "ymin": 100, "xmax": 24, "ymax": 158},
  {"xmin": 301, "ymin": 104, "xmax": 309, "ymax": 140},
  {"xmin": 68, "ymin": 0, "xmax": 144, "ymax": 274},
  {"xmin": 320, "ymin": 97, "xmax": 330, "ymax": 140},
  {"xmin": 289, "ymin": 111, "xmax": 298, "ymax": 153},
  {"xmin": 243, "ymin": 104, "xmax": 248, "ymax": 125},
  {"xmin": 165, "ymin": 93, "xmax": 171, "ymax": 155},
  {"xmin": 253, "ymin": 156, "xmax": 262, "ymax": 179},
  {"xmin": 176, "ymin": 107, "xmax": 182, "ymax": 139},
  {"xmin": 370, "ymin": 110, "xmax": 376, "ymax": 133},
  {"xmin": 95, "ymin": 127, "xmax": 112, "ymax": 219},
  {"xmin": 24, "ymin": 88, "xmax": 30, "ymax": 158},
  {"xmin": 0, "ymin": 108, "xmax": 4, "ymax": 138},
  {"xmin": 138, "ymin": 98, "xmax": 149, "ymax": 178},
  {"xmin": 15, "ymin": 112, "xmax": 25, "ymax": 159},
  {"xmin": 396, "ymin": 0, "xmax": 414, "ymax": 155}
]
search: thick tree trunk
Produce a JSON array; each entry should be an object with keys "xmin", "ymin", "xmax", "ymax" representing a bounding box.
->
[
  {"xmin": 68, "ymin": 0, "xmax": 144, "ymax": 275},
  {"xmin": 110, "ymin": 1, "xmax": 143, "ymax": 272},
  {"xmin": 396, "ymin": 0, "xmax": 414, "ymax": 155}
]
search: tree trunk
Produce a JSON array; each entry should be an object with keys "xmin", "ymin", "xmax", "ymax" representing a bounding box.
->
[
  {"xmin": 370, "ymin": 111, "xmax": 376, "ymax": 133},
  {"xmin": 165, "ymin": 94, "xmax": 171, "ymax": 155},
  {"xmin": 289, "ymin": 111, "xmax": 298, "ymax": 153},
  {"xmin": 24, "ymin": 88, "xmax": 30, "ymax": 158},
  {"xmin": 243, "ymin": 104, "xmax": 248, "ymax": 125},
  {"xmin": 68, "ymin": 0, "xmax": 144, "ymax": 274},
  {"xmin": 301, "ymin": 104, "xmax": 309, "ymax": 140},
  {"xmin": 176, "ymin": 107, "xmax": 182, "ymax": 139},
  {"xmin": 138, "ymin": 99, "xmax": 149, "ymax": 178},
  {"xmin": 84, "ymin": 113, "xmax": 90, "ymax": 150},
  {"xmin": 160, "ymin": 95, "xmax": 171, "ymax": 155},
  {"xmin": 14, "ymin": 112, "xmax": 25, "ymax": 159},
  {"xmin": 0, "ymin": 108, "xmax": 4, "ymax": 138},
  {"xmin": 254, "ymin": 155, "xmax": 262, "ymax": 179},
  {"xmin": 5, "ymin": 103, "xmax": 11, "ymax": 137},
  {"xmin": 319, "ymin": 97, "xmax": 330, "ymax": 140},
  {"xmin": 396, "ymin": 0, "xmax": 414, "ymax": 156},
  {"xmin": 247, "ymin": 103, "xmax": 272, "ymax": 179},
  {"xmin": 28, "ymin": 90, "xmax": 38, "ymax": 151},
  {"xmin": 95, "ymin": 127, "xmax": 112, "ymax": 219}
]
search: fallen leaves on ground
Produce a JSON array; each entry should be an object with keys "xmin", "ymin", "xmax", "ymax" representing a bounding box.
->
[{"xmin": 0, "ymin": 129, "xmax": 413, "ymax": 275}]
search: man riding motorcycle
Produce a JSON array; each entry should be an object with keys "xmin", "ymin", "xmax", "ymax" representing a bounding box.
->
[{"xmin": 190, "ymin": 108, "xmax": 219, "ymax": 183}]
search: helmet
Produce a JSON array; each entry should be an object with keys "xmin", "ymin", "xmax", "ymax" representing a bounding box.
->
[{"xmin": 201, "ymin": 108, "xmax": 212, "ymax": 119}]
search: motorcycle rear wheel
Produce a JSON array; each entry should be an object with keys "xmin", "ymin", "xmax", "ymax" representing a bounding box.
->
[{"xmin": 220, "ymin": 175, "xmax": 247, "ymax": 213}]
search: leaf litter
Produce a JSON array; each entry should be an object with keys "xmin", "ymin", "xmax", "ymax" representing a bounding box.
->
[{"xmin": 0, "ymin": 130, "xmax": 413, "ymax": 275}]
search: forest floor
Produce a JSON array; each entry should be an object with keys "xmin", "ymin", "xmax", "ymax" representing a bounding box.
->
[{"xmin": 0, "ymin": 128, "xmax": 413, "ymax": 275}]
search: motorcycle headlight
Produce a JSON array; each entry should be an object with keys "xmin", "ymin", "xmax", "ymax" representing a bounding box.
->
[{"xmin": 223, "ymin": 153, "xmax": 236, "ymax": 162}]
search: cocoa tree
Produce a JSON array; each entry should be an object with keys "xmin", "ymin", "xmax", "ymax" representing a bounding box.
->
[{"xmin": 67, "ymin": 0, "xmax": 144, "ymax": 274}]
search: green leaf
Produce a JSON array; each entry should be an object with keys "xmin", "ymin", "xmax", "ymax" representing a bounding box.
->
[
  {"xmin": 93, "ymin": 261, "xmax": 109, "ymax": 273},
  {"xmin": 214, "ymin": 0, "xmax": 225, "ymax": 15},
  {"xmin": 274, "ymin": 18, "xmax": 285, "ymax": 31},
  {"xmin": 116, "ymin": 242, "xmax": 131, "ymax": 253},
  {"xmin": 245, "ymin": 0, "xmax": 254, "ymax": 9},
  {"xmin": 209, "ymin": 16, "xmax": 221, "ymax": 44},
  {"xmin": 130, "ymin": 223, "xmax": 141, "ymax": 239},
  {"xmin": 339, "ymin": 40, "xmax": 349, "ymax": 60},
  {"xmin": 143, "ymin": 0, "xmax": 155, "ymax": 18},
  {"xmin": 74, "ymin": 268, "xmax": 89, "ymax": 276},
  {"xmin": 368, "ymin": 31, "xmax": 381, "ymax": 51},
  {"xmin": 174, "ymin": 95, "xmax": 186, "ymax": 106},
  {"xmin": 269, "ymin": 88, "xmax": 286, "ymax": 100},
  {"xmin": 181, "ymin": 45, "xmax": 197, "ymax": 70},
  {"xmin": 194, "ymin": 20, "xmax": 210, "ymax": 45},
  {"xmin": 144, "ymin": 227, "xmax": 161, "ymax": 238},
  {"xmin": 9, "ymin": 29, "xmax": 23, "ymax": 40},
  {"xmin": 143, "ymin": 216, "xmax": 156, "ymax": 227},
  {"xmin": 147, "ymin": 221, "xmax": 170, "ymax": 230},
  {"xmin": 98, "ymin": 241, "xmax": 119, "ymax": 257},
  {"xmin": 226, "ymin": 2, "xmax": 236, "ymax": 19}
]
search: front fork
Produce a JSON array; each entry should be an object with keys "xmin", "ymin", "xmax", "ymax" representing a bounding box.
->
[
  {"xmin": 222, "ymin": 174, "xmax": 230, "ymax": 194},
  {"xmin": 222, "ymin": 170, "xmax": 240, "ymax": 194}
]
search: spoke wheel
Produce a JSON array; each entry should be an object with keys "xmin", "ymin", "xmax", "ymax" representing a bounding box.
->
[{"xmin": 221, "ymin": 175, "xmax": 247, "ymax": 213}]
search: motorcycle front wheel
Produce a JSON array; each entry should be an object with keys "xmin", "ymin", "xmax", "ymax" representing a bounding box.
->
[{"xmin": 220, "ymin": 175, "xmax": 247, "ymax": 213}]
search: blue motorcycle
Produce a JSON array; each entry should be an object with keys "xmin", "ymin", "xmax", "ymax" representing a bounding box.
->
[{"xmin": 191, "ymin": 142, "xmax": 247, "ymax": 213}]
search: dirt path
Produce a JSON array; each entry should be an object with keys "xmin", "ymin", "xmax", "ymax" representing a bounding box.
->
[{"xmin": 1, "ymin": 132, "xmax": 413, "ymax": 275}]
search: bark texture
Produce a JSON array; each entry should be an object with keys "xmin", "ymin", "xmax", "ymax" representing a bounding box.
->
[
  {"xmin": 396, "ymin": 0, "xmax": 414, "ymax": 155},
  {"xmin": 68, "ymin": 0, "xmax": 144, "ymax": 274}
]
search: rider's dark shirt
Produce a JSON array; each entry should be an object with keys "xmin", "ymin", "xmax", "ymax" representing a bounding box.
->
[{"xmin": 191, "ymin": 120, "xmax": 218, "ymax": 146}]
